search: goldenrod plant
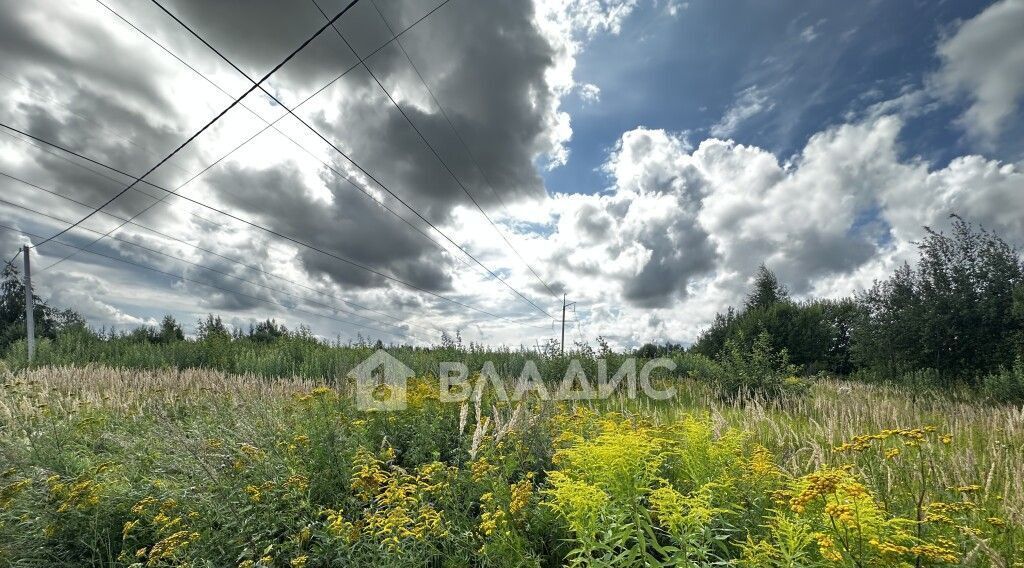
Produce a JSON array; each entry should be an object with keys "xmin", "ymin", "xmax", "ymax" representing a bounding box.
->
[{"xmin": 0, "ymin": 366, "xmax": 1020, "ymax": 566}]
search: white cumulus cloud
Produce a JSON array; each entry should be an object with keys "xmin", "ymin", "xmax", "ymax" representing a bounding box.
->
[{"xmin": 932, "ymin": 0, "xmax": 1024, "ymax": 143}]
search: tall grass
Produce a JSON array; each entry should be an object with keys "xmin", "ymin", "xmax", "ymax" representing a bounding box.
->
[
  {"xmin": 1, "ymin": 364, "xmax": 1020, "ymax": 565},
  {"xmin": 3, "ymin": 329, "xmax": 709, "ymax": 386}
]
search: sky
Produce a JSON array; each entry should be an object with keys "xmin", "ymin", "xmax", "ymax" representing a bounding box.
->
[{"xmin": 1, "ymin": 0, "xmax": 1022, "ymax": 349}]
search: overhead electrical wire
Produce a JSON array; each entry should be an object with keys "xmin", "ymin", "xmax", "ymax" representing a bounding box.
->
[
  {"xmin": 0, "ymin": 223, "xmax": 417, "ymax": 342},
  {"xmin": 0, "ymin": 115, "xmax": 495, "ymax": 316},
  {"xmin": 310, "ymin": 0, "xmax": 560, "ymax": 311},
  {"xmin": 5, "ymin": 0, "xmax": 458, "ymax": 267},
  {"xmin": 363, "ymin": 0, "xmax": 562, "ymax": 303},
  {"xmin": 4, "ymin": 0, "xmax": 561, "ymax": 337},
  {"xmin": 0, "ymin": 71, "xmax": 194, "ymax": 180},
  {"xmin": 0, "ymin": 198, "xmax": 434, "ymax": 341},
  {"xmin": 24, "ymin": 0, "xmax": 364, "ymax": 252},
  {"xmin": 0, "ymin": 128, "xmax": 227, "ymax": 230},
  {"xmin": 0, "ymin": 197, "xmax": 434, "ymax": 341},
  {"xmin": 91, "ymin": 0, "xmax": 470, "ymax": 268},
  {"xmin": 0, "ymin": 124, "xmax": 551, "ymax": 329},
  {"xmin": 0, "ymin": 168, "xmax": 440, "ymax": 337},
  {"xmin": 150, "ymin": 0, "xmax": 558, "ymax": 323},
  {"xmin": 10, "ymin": 0, "xmax": 545, "ymax": 330},
  {"xmin": 87, "ymin": 0, "xmax": 499, "ymax": 290}
]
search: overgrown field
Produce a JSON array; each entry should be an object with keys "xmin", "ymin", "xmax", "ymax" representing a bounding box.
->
[{"xmin": 1, "ymin": 365, "xmax": 1022, "ymax": 566}]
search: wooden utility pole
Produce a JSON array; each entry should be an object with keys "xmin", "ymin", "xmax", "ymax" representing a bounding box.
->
[
  {"xmin": 561, "ymin": 294, "xmax": 566, "ymax": 355},
  {"xmin": 560, "ymin": 294, "xmax": 576, "ymax": 356},
  {"xmin": 23, "ymin": 245, "xmax": 35, "ymax": 362}
]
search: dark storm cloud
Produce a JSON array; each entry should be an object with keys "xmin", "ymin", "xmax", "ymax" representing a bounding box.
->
[
  {"xmin": 160, "ymin": 0, "xmax": 374, "ymax": 91},
  {"xmin": 0, "ymin": 0, "xmax": 586, "ymax": 340},
  {"xmin": 301, "ymin": 0, "xmax": 556, "ymax": 219},
  {"xmin": 8, "ymin": 101, "xmax": 188, "ymax": 221},
  {"xmin": 205, "ymin": 162, "xmax": 454, "ymax": 291},
  {"xmin": 0, "ymin": 2, "xmax": 173, "ymax": 115},
  {"xmin": 772, "ymin": 227, "xmax": 879, "ymax": 294},
  {"xmin": 0, "ymin": 0, "xmax": 202, "ymax": 228},
  {"xmin": 619, "ymin": 212, "xmax": 718, "ymax": 309}
]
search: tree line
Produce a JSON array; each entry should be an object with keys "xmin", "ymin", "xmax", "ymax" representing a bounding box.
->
[
  {"xmin": 686, "ymin": 215, "xmax": 1024, "ymax": 399},
  {"xmin": 2, "ymin": 215, "xmax": 1023, "ymax": 400}
]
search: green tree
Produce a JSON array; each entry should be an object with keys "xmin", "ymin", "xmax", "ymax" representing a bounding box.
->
[
  {"xmin": 196, "ymin": 314, "xmax": 230, "ymax": 341},
  {"xmin": 692, "ymin": 264, "xmax": 857, "ymax": 375},
  {"xmin": 0, "ymin": 263, "xmax": 84, "ymax": 355},
  {"xmin": 853, "ymin": 216, "xmax": 1024, "ymax": 384},
  {"xmin": 158, "ymin": 315, "xmax": 184, "ymax": 343},
  {"xmin": 249, "ymin": 319, "xmax": 288, "ymax": 343},
  {"xmin": 745, "ymin": 264, "xmax": 788, "ymax": 311}
]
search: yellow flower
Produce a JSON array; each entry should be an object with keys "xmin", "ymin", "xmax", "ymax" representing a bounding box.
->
[
  {"xmin": 909, "ymin": 543, "xmax": 958, "ymax": 563},
  {"xmin": 285, "ymin": 474, "xmax": 310, "ymax": 492},
  {"xmin": 747, "ymin": 445, "xmax": 780, "ymax": 478},
  {"xmin": 871, "ymin": 537, "xmax": 910, "ymax": 556},
  {"xmin": 509, "ymin": 478, "xmax": 532, "ymax": 515},
  {"xmin": 471, "ymin": 458, "xmax": 495, "ymax": 482},
  {"xmin": 789, "ymin": 469, "xmax": 844, "ymax": 513},
  {"xmin": 310, "ymin": 386, "xmax": 334, "ymax": 397},
  {"xmin": 815, "ymin": 533, "xmax": 843, "ymax": 562},
  {"xmin": 146, "ymin": 530, "xmax": 199, "ymax": 565}
]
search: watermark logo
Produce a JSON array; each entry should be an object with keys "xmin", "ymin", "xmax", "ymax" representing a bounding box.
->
[
  {"xmin": 351, "ymin": 349, "xmax": 677, "ymax": 411},
  {"xmin": 350, "ymin": 349, "xmax": 414, "ymax": 411}
]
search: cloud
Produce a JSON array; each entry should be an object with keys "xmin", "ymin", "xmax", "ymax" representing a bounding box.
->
[
  {"xmin": 521, "ymin": 114, "xmax": 1024, "ymax": 347},
  {"xmin": 578, "ymin": 83, "xmax": 601, "ymax": 104},
  {"xmin": 799, "ymin": 19, "xmax": 825, "ymax": 43},
  {"xmin": 0, "ymin": 0, "xmax": 643, "ymax": 343},
  {"xmin": 533, "ymin": 0, "xmax": 645, "ymax": 168},
  {"xmin": 709, "ymin": 85, "xmax": 774, "ymax": 138},
  {"xmin": 932, "ymin": 0, "xmax": 1024, "ymax": 143},
  {"xmin": 539, "ymin": 0, "xmax": 642, "ymax": 38},
  {"xmin": 44, "ymin": 271, "xmax": 154, "ymax": 327},
  {"xmin": 203, "ymin": 162, "xmax": 456, "ymax": 292},
  {"xmin": 5, "ymin": 0, "xmax": 1020, "ymax": 351}
]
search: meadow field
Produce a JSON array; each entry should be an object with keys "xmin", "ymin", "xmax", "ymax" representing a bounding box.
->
[{"xmin": 1, "ymin": 363, "xmax": 1020, "ymax": 567}]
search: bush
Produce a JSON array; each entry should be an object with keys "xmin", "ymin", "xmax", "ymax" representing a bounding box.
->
[
  {"xmin": 715, "ymin": 331, "xmax": 800, "ymax": 400},
  {"xmin": 983, "ymin": 357, "xmax": 1024, "ymax": 404}
]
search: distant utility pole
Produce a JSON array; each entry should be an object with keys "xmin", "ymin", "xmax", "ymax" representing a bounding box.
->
[
  {"xmin": 560, "ymin": 293, "xmax": 576, "ymax": 356},
  {"xmin": 23, "ymin": 245, "xmax": 35, "ymax": 362}
]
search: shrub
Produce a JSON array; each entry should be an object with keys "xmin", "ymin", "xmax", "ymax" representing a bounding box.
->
[
  {"xmin": 716, "ymin": 331, "xmax": 800, "ymax": 399},
  {"xmin": 983, "ymin": 357, "xmax": 1024, "ymax": 404}
]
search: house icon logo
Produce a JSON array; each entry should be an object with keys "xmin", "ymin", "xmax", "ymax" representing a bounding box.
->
[{"xmin": 349, "ymin": 349, "xmax": 414, "ymax": 411}]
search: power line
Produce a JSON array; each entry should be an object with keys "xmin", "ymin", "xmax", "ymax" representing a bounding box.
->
[
  {"xmin": 87, "ymin": 0, "xmax": 497, "ymax": 290},
  {"xmin": 311, "ymin": 0, "xmax": 560, "ymax": 311},
  {"xmin": 0, "ymin": 114, "xmax": 495, "ymax": 312},
  {"xmin": 365, "ymin": 0, "xmax": 562, "ymax": 303},
  {"xmin": 14, "ymin": 0, "xmax": 537, "ymax": 326},
  {"xmin": 0, "ymin": 171, "xmax": 442, "ymax": 336},
  {"xmin": 0, "ymin": 71, "xmax": 193, "ymax": 180},
  {"xmin": 26, "ymin": 0, "xmax": 364, "ymax": 251},
  {"xmin": 0, "ymin": 197, "xmax": 434, "ymax": 341},
  {"xmin": 151, "ymin": 0, "xmax": 558, "ymax": 323},
  {"xmin": 0, "ymin": 128, "xmax": 232, "ymax": 231},
  {"xmin": 0, "ymin": 124, "xmax": 551, "ymax": 329},
  {"xmin": 0, "ymin": 223, "xmax": 418, "ymax": 342}
]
